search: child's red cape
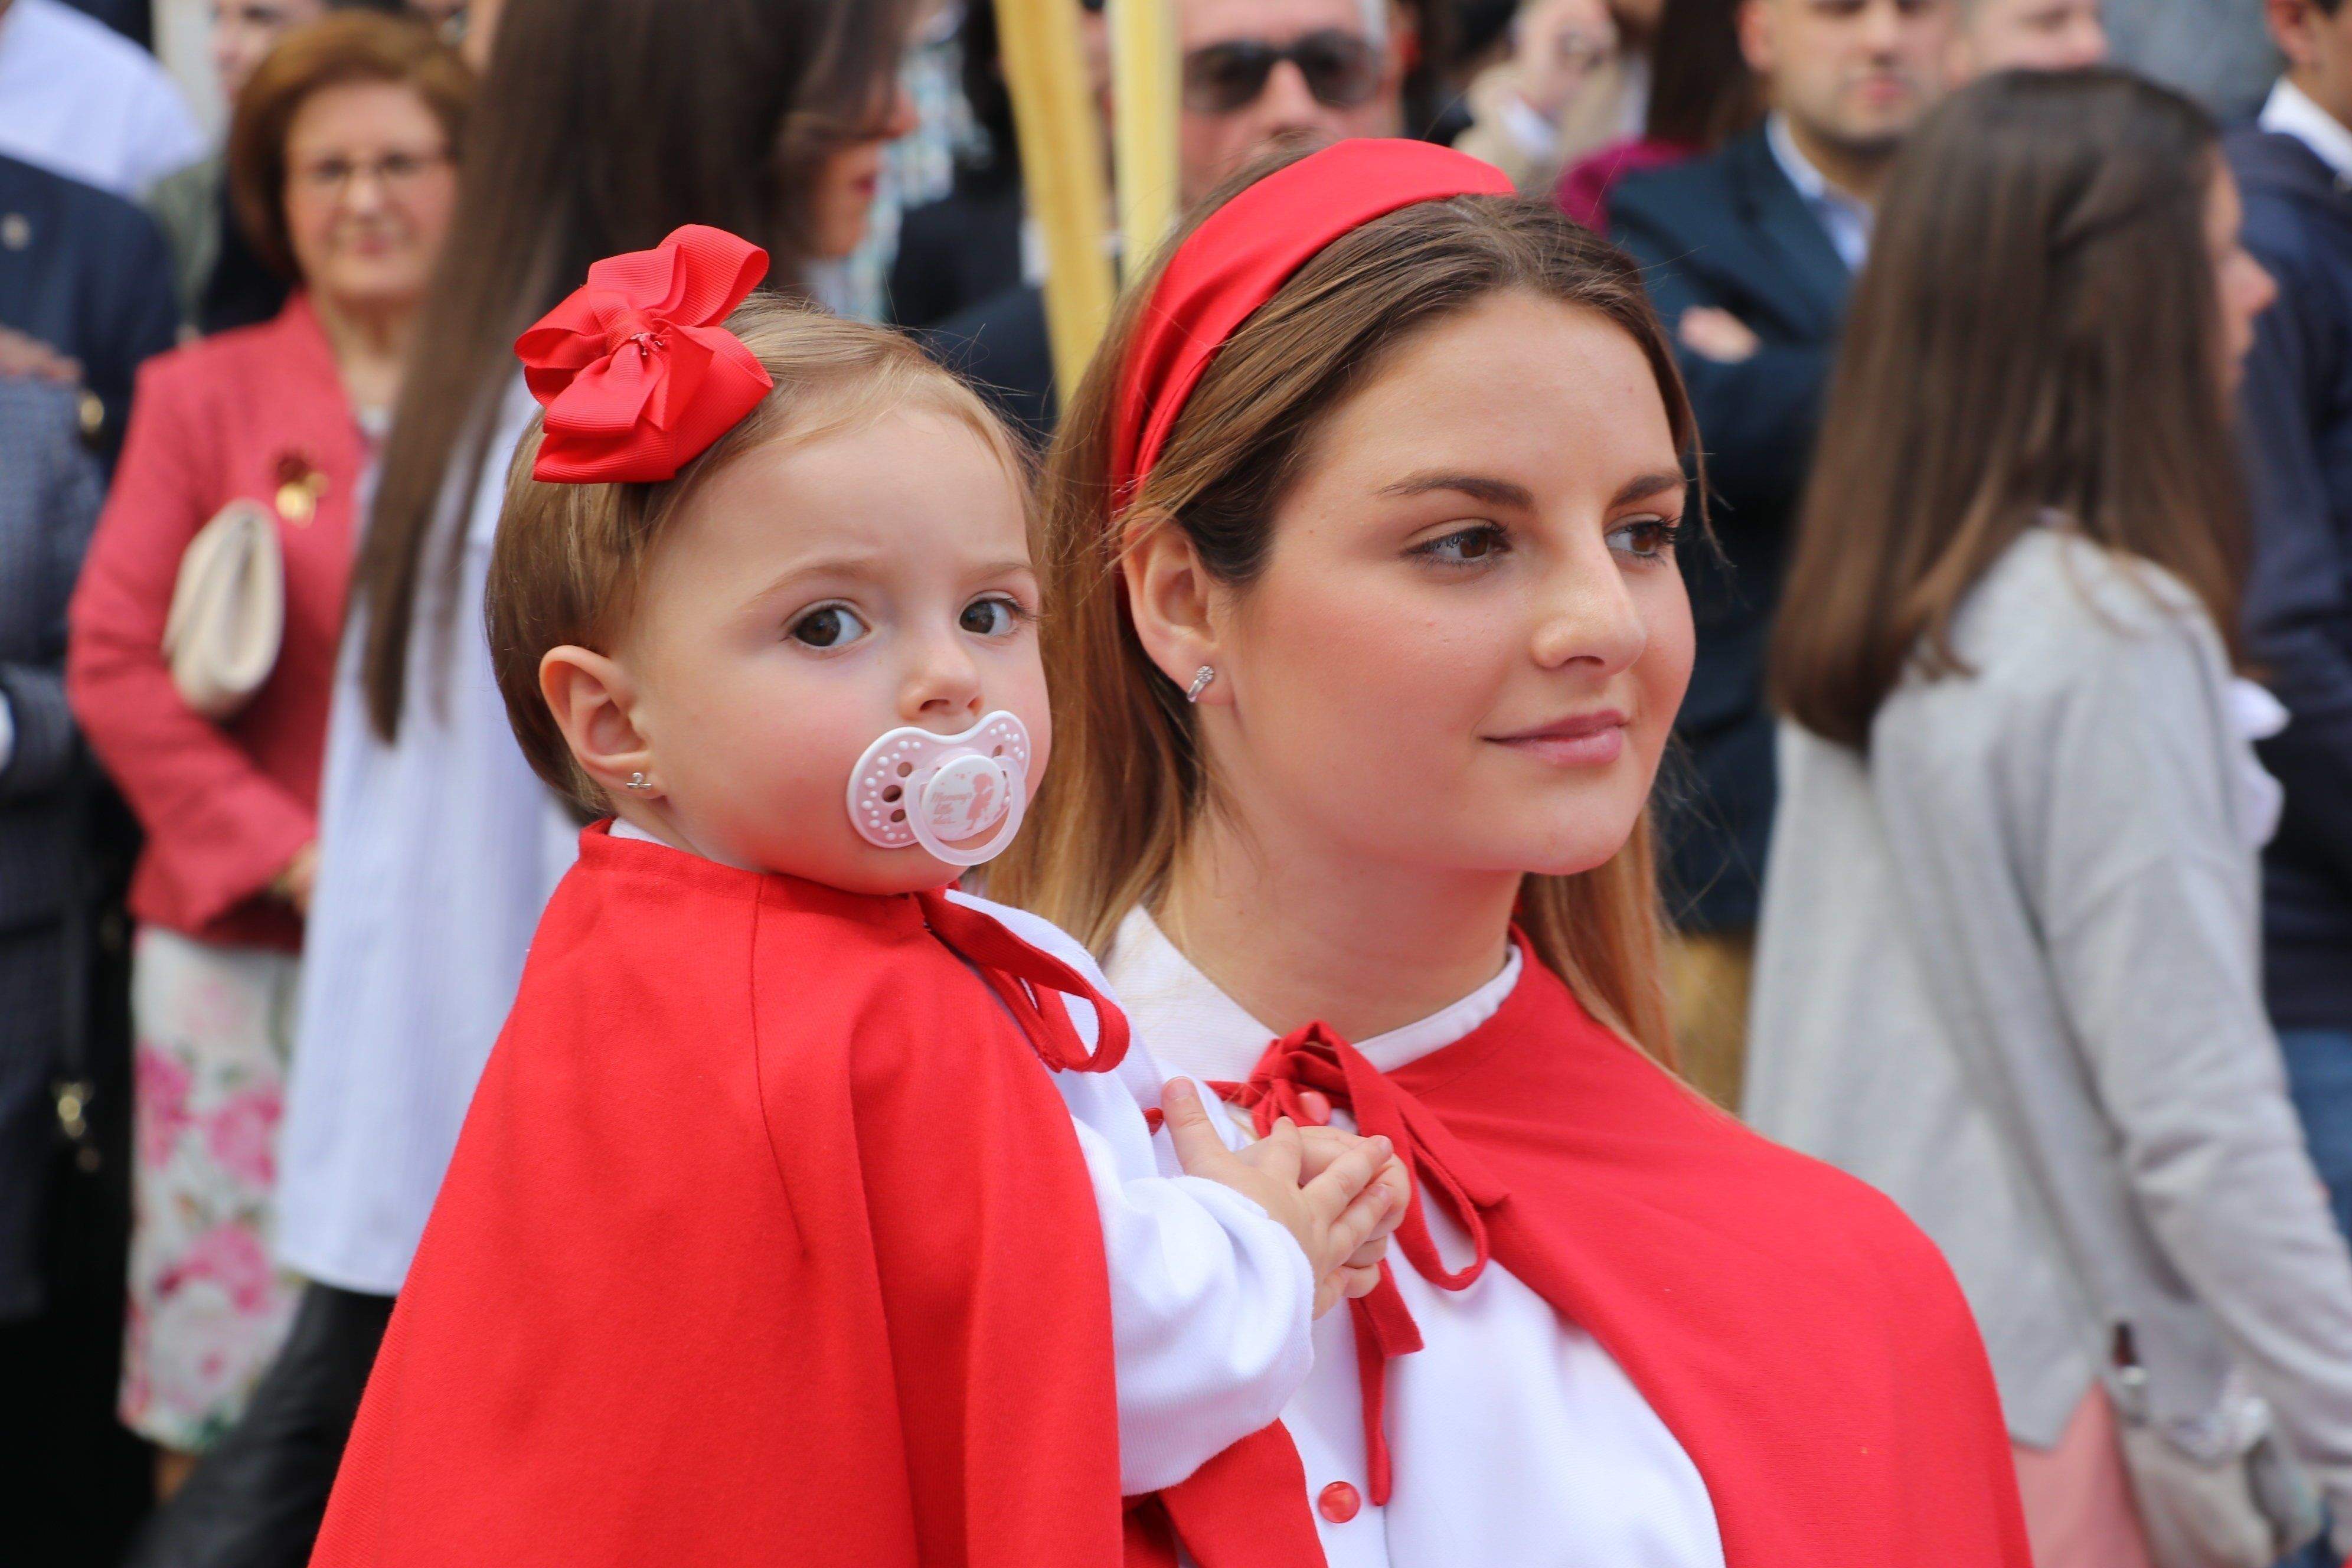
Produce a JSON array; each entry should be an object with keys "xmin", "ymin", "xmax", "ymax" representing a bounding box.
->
[
  {"xmin": 309, "ymin": 828, "xmax": 1142, "ymax": 1567},
  {"xmin": 1141, "ymin": 939, "xmax": 2035, "ymax": 1567}
]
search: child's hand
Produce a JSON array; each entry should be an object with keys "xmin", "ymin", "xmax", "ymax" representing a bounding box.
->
[
  {"xmin": 1161, "ymin": 1078, "xmax": 1399, "ymax": 1317},
  {"xmin": 1295, "ymin": 1122, "xmax": 1412, "ymax": 1304}
]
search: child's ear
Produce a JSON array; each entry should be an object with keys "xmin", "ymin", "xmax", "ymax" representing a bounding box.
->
[
  {"xmin": 540, "ymin": 646, "xmax": 658, "ymax": 798},
  {"xmin": 1121, "ymin": 512, "xmax": 1230, "ymax": 707}
]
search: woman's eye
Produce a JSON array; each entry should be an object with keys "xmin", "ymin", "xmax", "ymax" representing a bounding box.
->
[
  {"xmin": 959, "ymin": 596, "xmax": 1027, "ymax": 637},
  {"xmin": 788, "ymin": 603, "xmax": 870, "ymax": 649},
  {"xmin": 1410, "ymin": 524, "xmax": 1510, "ymax": 567},
  {"xmin": 1608, "ymin": 517, "xmax": 1684, "ymax": 561}
]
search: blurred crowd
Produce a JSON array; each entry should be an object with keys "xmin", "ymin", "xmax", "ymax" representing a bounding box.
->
[{"xmin": 5, "ymin": 0, "xmax": 2352, "ymax": 1564}]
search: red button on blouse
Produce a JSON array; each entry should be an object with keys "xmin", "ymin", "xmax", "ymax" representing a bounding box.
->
[{"xmin": 1317, "ymin": 1481, "xmax": 1361, "ymax": 1524}]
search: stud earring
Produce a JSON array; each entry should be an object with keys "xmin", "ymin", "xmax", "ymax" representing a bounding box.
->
[
  {"xmin": 624, "ymin": 771, "xmax": 651, "ymax": 793},
  {"xmin": 1185, "ymin": 665, "xmax": 1216, "ymax": 704}
]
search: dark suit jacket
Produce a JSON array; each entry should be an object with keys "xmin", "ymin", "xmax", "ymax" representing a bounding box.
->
[
  {"xmin": 0, "ymin": 152, "xmax": 179, "ymax": 460},
  {"xmin": 0, "ymin": 376, "xmax": 104, "ymax": 1317},
  {"xmin": 1609, "ymin": 127, "xmax": 1853, "ymax": 932},
  {"xmin": 918, "ymin": 280, "xmax": 1057, "ymax": 445},
  {"xmin": 888, "ymin": 177, "xmax": 1025, "ymax": 332},
  {"xmin": 2227, "ymin": 123, "xmax": 2352, "ymax": 1029}
]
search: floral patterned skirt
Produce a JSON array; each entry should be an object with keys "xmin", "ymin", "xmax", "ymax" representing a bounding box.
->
[{"xmin": 119, "ymin": 926, "xmax": 305, "ymax": 1453}]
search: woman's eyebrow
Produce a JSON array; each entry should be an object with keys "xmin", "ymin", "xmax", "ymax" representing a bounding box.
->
[
  {"xmin": 1376, "ymin": 472, "xmax": 1537, "ymax": 509},
  {"xmin": 1612, "ymin": 469, "xmax": 1690, "ymax": 508}
]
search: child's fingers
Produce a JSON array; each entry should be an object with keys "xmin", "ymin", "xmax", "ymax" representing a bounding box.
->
[
  {"xmin": 1159, "ymin": 1079, "xmax": 1234, "ymax": 1179},
  {"xmin": 1322, "ymin": 1180, "xmax": 1396, "ymax": 1269},
  {"xmin": 1338, "ymin": 1261, "xmax": 1384, "ymax": 1301},
  {"xmin": 1301, "ymin": 1133, "xmax": 1393, "ymax": 1224},
  {"xmin": 1343, "ymin": 1231, "xmax": 1391, "ymax": 1270},
  {"xmin": 1247, "ymin": 1117, "xmax": 1306, "ymax": 1185}
]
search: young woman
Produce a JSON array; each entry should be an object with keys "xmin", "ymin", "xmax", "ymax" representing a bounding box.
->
[
  {"xmin": 992, "ymin": 136, "xmax": 2030, "ymax": 1567},
  {"xmin": 66, "ymin": 9, "xmax": 468, "ymax": 1488},
  {"xmin": 128, "ymin": 4, "xmax": 915, "ymax": 1566},
  {"xmin": 1746, "ymin": 70, "xmax": 2352, "ymax": 1567}
]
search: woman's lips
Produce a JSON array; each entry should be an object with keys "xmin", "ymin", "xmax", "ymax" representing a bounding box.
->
[{"xmin": 1489, "ymin": 712, "xmax": 1629, "ymax": 768}]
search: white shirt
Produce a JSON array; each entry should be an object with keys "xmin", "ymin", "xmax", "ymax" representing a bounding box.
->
[
  {"xmin": 2262, "ymin": 77, "xmax": 2352, "ymax": 187},
  {"xmin": 277, "ymin": 378, "xmax": 581, "ymax": 1295},
  {"xmin": 1766, "ymin": 113, "xmax": 1870, "ymax": 274},
  {"xmin": 1109, "ymin": 909, "xmax": 1726, "ymax": 1568},
  {"xmin": 609, "ymin": 818, "xmax": 1321, "ymax": 1494},
  {"xmin": 0, "ymin": 0, "xmax": 202, "ymax": 198}
]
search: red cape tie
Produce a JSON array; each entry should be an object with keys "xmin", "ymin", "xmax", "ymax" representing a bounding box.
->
[
  {"xmin": 1214, "ymin": 1023, "xmax": 1510, "ymax": 1504},
  {"xmin": 917, "ymin": 891, "xmax": 1129, "ymax": 1076}
]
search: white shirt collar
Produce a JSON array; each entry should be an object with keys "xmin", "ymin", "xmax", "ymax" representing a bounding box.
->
[
  {"xmin": 1106, "ymin": 905, "xmax": 1523, "ymax": 1085},
  {"xmin": 1765, "ymin": 113, "xmax": 1872, "ymax": 272},
  {"xmin": 2262, "ymin": 77, "xmax": 2352, "ymax": 187}
]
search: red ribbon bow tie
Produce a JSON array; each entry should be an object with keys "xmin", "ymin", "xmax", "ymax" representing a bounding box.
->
[
  {"xmin": 516, "ymin": 224, "xmax": 774, "ymax": 484},
  {"xmin": 1214, "ymin": 1023, "xmax": 1510, "ymax": 1506}
]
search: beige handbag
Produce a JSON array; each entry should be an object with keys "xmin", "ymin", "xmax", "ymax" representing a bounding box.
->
[
  {"xmin": 2110, "ymin": 1362, "xmax": 2325, "ymax": 1568},
  {"xmin": 163, "ymin": 499, "xmax": 284, "ymax": 718}
]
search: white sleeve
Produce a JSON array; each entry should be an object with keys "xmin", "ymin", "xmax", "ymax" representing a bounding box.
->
[
  {"xmin": 947, "ymin": 892, "xmax": 1315, "ymax": 1493},
  {"xmin": 1066, "ymin": 1098, "xmax": 1315, "ymax": 1493}
]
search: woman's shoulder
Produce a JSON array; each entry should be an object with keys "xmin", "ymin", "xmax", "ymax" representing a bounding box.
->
[
  {"xmin": 1907, "ymin": 527, "xmax": 2228, "ymax": 726},
  {"xmin": 1693, "ymin": 1104, "xmax": 1993, "ymax": 1339},
  {"xmin": 134, "ymin": 302, "xmax": 318, "ymax": 401}
]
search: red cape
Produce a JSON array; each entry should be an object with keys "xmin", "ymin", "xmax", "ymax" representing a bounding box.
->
[
  {"xmin": 1148, "ymin": 937, "xmax": 2033, "ymax": 1567},
  {"xmin": 311, "ymin": 828, "xmax": 1133, "ymax": 1567}
]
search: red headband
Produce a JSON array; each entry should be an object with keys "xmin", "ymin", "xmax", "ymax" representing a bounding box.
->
[
  {"xmin": 1109, "ymin": 139, "xmax": 1514, "ymax": 511},
  {"xmin": 517, "ymin": 224, "xmax": 774, "ymax": 484}
]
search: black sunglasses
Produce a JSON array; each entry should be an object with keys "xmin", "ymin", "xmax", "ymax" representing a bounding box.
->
[{"xmin": 1181, "ymin": 30, "xmax": 1384, "ymax": 115}]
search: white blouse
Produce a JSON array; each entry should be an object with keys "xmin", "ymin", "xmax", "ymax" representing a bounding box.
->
[{"xmin": 1108, "ymin": 908, "xmax": 1726, "ymax": 1568}]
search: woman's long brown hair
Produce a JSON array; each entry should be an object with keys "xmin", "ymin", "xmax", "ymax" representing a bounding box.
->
[
  {"xmin": 353, "ymin": 0, "xmax": 911, "ymax": 740},
  {"xmin": 1772, "ymin": 68, "xmax": 2247, "ymax": 750},
  {"xmin": 989, "ymin": 155, "xmax": 1703, "ymax": 1065}
]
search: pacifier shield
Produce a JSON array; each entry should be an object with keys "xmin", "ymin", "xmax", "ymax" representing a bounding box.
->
[{"xmin": 923, "ymin": 754, "xmax": 1010, "ymax": 842}]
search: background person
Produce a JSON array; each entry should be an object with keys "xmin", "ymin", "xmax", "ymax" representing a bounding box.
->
[
  {"xmin": 66, "ymin": 9, "xmax": 469, "ymax": 1502},
  {"xmin": 2228, "ymin": 0, "xmax": 2352, "ymax": 1267},
  {"xmin": 1945, "ymin": 0, "xmax": 2105, "ymax": 79},
  {"xmin": 0, "ymin": 151, "xmax": 179, "ymax": 459},
  {"xmin": 1556, "ymin": 0, "xmax": 1759, "ymax": 230},
  {"xmin": 147, "ymin": 0, "xmax": 343, "ymax": 337},
  {"xmin": 924, "ymin": 0, "xmax": 1412, "ymax": 439},
  {"xmin": 113, "ymin": 4, "xmax": 920, "ymax": 1566},
  {"xmin": 1456, "ymin": 0, "xmax": 1663, "ymax": 195},
  {"xmin": 0, "ymin": 0, "xmax": 203, "ymax": 198},
  {"xmin": 1606, "ymin": 0, "xmax": 1953, "ymax": 1108},
  {"xmin": 1746, "ymin": 69, "xmax": 2352, "ymax": 1567}
]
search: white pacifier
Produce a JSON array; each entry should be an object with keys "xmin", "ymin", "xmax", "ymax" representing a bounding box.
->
[{"xmin": 845, "ymin": 711, "xmax": 1033, "ymax": 867}]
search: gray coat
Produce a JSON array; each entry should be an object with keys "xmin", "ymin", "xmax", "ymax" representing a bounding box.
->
[{"xmin": 1745, "ymin": 530, "xmax": 2352, "ymax": 1518}]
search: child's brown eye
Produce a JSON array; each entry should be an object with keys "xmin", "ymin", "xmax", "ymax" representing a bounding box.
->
[
  {"xmin": 959, "ymin": 597, "xmax": 1024, "ymax": 637},
  {"xmin": 790, "ymin": 604, "xmax": 869, "ymax": 648}
]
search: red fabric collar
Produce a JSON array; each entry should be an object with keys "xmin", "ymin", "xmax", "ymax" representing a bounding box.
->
[{"xmin": 1108, "ymin": 139, "xmax": 1513, "ymax": 511}]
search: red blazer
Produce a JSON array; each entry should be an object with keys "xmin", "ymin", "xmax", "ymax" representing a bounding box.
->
[{"xmin": 67, "ymin": 295, "xmax": 368, "ymax": 950}]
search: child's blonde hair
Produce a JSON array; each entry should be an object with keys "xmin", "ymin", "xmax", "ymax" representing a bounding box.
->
[{"xmin": 485, "ymin": 295, "xmax": 1030, "ymax": 813}]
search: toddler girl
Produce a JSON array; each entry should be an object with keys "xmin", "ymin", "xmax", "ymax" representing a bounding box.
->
[{"xmin": 308, "ymin": 226, "xmax": 1402, "ymax": 1568}]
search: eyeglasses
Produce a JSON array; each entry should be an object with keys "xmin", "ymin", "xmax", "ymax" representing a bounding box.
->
[
  {"xmin": 1181, "ymin": 30, "xmax": 1384, "ymax": 115},
  {"xmin": 290, "ymin": 148, "xmax": 452, "ymax": 198}
]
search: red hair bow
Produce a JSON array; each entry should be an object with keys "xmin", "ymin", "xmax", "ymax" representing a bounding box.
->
[{"xmin": 517, "ymin": 224, "xmax": 774, "ymax": 484}]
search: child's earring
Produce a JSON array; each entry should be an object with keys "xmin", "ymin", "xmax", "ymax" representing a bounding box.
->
[
  {"xmin": 623, "ymin": 771, "xmax": 652, "ymax": 793},
  {"xmin": 1185, "ymin": 665, "xmax": 1216, "ymax": 704}
]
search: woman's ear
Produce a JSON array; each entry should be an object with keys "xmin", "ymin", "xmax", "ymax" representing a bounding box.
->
[
  {"xmin": 1122, "ymin": 515, "xmax": 1231, "ymax": 705},
  {"xmin": 540, "ymin": 646, "xmax": 657, "ymax": 797}
]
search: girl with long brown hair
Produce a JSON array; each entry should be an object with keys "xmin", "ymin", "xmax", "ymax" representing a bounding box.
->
[
  {"xmin": 135, "ymin": 5, "xmax": 914, "ymax": 1566},
  {"xmin": 991, "ymin": 137, "xmax": 2028, "ymax": 1567},
  {"xmin": 1746, "ymin": 69, "xmax": 2352, "ymax": 1566}
]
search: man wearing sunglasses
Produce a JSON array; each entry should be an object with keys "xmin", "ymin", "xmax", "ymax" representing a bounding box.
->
[
  {"xmin": 1178, "ymin": 0, "xmax": 1407, "ymax": 205},
  {"xmin": 918, "ymin": 0, "xmax": 1412, "ymax": 436}
]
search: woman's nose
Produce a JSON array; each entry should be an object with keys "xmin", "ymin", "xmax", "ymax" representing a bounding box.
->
[{"xmin": 1528, "ymin": 554, "xmax": 1648, "ymax": 674}]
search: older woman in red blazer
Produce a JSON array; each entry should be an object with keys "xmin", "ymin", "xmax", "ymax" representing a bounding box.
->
[{"xmin": 65, "ymin": 12, "xmax": 466, "ymax": 1489}]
